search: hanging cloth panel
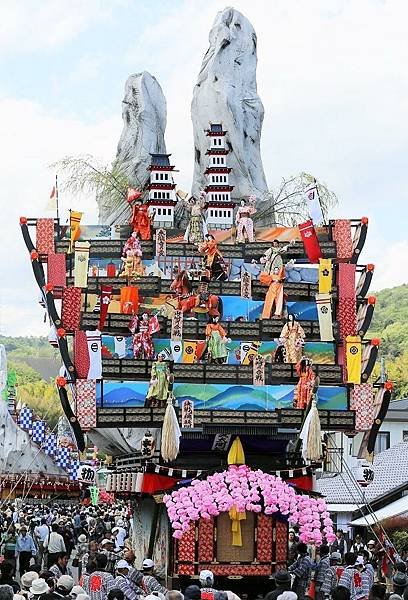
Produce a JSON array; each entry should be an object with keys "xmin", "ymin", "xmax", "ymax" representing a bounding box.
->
[
  {"xmin": 318, "ymin": 258, "xmax": 333, "ymax": 294},
  {"xmin": 120, "ymin": 286, "xmax": 139, "ymax": 315},
  {"xmin": 315, "ymin": 293, "xmax": 334, "ymax": 341},
  {"xmin": 338, "ymin": 263, "xmax": 357, "ymax": 338},
  {"xmin": 75, "ymin": 379, "xmax": 97, "ymax": 429},
  {"xmin": 62, "ymin": 287, "xmax": 82, "ymax": 331},
  {"xmin": 74, "ymin": 330, "xmax": 90, "ymax": 379},
  {"xmin": 345, "ymin": 335, "xmax": 362, "ymax": 384},
  {"xmin": 86, "ymin": 330, "xmax": 102, "ymax": 379},
  {"xmin": 350, "ymin": 383, "xmax": 374, "ymax": 431},
  {"xmin": 333, "ymin": 219, "xmax": 353, "ymax": 261},
  {"xmin": 98, "ymin": 285, "xmax": 112, "ymax": 331},
  {"xmin": 47, "ymin": 253, "xmax": 66, "ymax": 292},
  {"xmin": 36, "ymin": 218, "xmax": 55, "ymax": 255},
  {"xmin": 69, "ymin": 211, "xmax": 83, "ymax": 252},
  {"xmin": 74, "ymin": 241, "xmax": 90, "ymax": 288},
  {"xmin": 297, "ymin": 220, "xmax": 322, "ymax": 263}
]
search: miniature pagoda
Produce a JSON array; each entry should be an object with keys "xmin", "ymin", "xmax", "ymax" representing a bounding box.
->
[
  {"xmin": 146, "ymin": 153, "xmax": 178, "ymax": 228},
  {"xmin": 204, "ymin": 123, "xmax": 234, "ymax": 229}
]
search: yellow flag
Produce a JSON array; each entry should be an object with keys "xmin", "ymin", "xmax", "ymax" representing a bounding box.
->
[
  {"xmin": 227, "ymin": 436, "xmax": 245, "ymax": 465},
  {"xmin": 70, "ymin": 211, "xmax": 83, "ymax": 252}
]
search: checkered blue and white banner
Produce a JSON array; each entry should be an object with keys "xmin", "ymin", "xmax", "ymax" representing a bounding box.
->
[
  {"xmin": 69, "ymin": 460, "xmax": 80, "ymax": 481},
  {"xmin": 43, "ymin": 434, "xmax": 57, "ymax": 456},
  {"xmin": 19, "ymin": 407, "xmax": 33, "ymax": 430},
  {"xmin": 56, "ymin": 446, "xmax": 71, "ymax": 469},
  {"xmin": 32, "ymin": 420, "xmax": 46, "ymax": 443}
]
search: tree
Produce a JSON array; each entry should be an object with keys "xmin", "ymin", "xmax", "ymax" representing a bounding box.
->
[
  {"xmin": 255, "ymin": 172, "xmax": 339, "ymax": 226},
  {"xmin": 50, "ymin": 154, "xmax": 132, "ymax": 220}
]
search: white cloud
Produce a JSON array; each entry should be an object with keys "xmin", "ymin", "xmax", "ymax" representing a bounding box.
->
[
  {"xmin": 0, "ymin": 97, "xmax": 121, "ymax": 336},
  {"xmin": 1, "ymin": 0, "xmax": 408, "ymax": 336},
  {"xmin": 0, "ymin": 0, "xmax": 118, "ymax": 54}
]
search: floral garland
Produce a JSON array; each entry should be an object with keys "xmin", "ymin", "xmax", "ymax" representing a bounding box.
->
[{"xmin": 164, "ymin": 465, "xmax": 335, "ymax": 545}]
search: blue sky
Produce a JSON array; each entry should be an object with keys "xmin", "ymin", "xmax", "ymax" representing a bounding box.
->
[{"xmin": 0, "ymin": 0, "xmax": 407, "ymax": 335}]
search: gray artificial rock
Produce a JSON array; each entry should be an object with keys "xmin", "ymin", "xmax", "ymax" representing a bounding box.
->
[
  {"xmin": 98, "ymin": 71, "xmax": 167, "ymax": 226},
  {"xmin": 191, "ymin": 7, "xmax": 270, "ymax": 217}
]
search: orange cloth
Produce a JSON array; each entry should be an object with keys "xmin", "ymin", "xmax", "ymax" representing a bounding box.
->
[
  {"xmin": 205, "ymin": 322, "xmax": 227, "ymax": 339},
  {"xmin": 260, "ymin": 269, "xmax": 285, "ymax": 319},
  {"xmin": 120, "ymin": 286, "xmax": 139, "ymax": 314}
]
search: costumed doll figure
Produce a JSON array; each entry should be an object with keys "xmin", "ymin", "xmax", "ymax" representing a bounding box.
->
[
  {"xmin": 198, "ymin": 234, "xmax": 227, "ymax": 281},
  {"xmin": 170, "ymin": 270, "xmax": 194, "ymax": 312},
  {"xmin": 146, "ymin": 354, "xmax": 172, "ymax": 406},
  {"xmin": 235, "ymin": 195, "xmax": 257, "ymax": 243},
  {"xmin": 119, "ymin": 249, "xmax": 145, "ymax": 278},
  {"xmin": 260, "ymin": 266, "xmax": 285, "ymax": 319},
  {"xmin": 205, "ymin": 315, "xmax": 230, "ymax": 364},
  {"xmin": 122, "ymin": 232, "xmax": 143, "ymax": 256},
  {"xmin": 129, "ymin": 313, "xmax": 160, "ymax": 360},
  {"xmin": 129, "ymin": 201, "xmax": 154, "ymax": 240},
  {"xmin": 183, "ymin": 192, "xmax": 208, "ymax": 244},
  {"xmin": 279, "ymin": 314, "xmax": 306, "ymax": 363},
  {"xmin": 293, "ymin": 357, "xmax": 316, "ymax": 409},
  {"xmin": 260, "ymin": 239, "xmax": 295, "ymax": 275},
  {"xmin": 194, "ymin": 279, "xmax": 222, "ymax": 317}
]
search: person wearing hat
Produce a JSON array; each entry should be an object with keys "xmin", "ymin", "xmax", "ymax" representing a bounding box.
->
[
  {"xmin": 15, "ymin": 526, "xmax": 36, "ymax": 577},
  {"xmin": 320, "ymin": 552, "xmax": 344, "ymax": 598},
  {"xmin": 111, "ymin": 525, "xmax": 126, "ymax": 553},
  {"xmin": 29, "ymin": 578, "xmax": 49, "ymax": 599},
  {"xmin": 20, "ymin": 571, "xmax": 39, "ymax": 593},
  {"xmin": 264, "ymin": 571, "xmax": 292, "ymax": 600},
  {"xmin": 70, "ymin": 586, "xmax": 86, "ymax": 599},
  {"xmin": 99, "ymin": 540, "xmax": 120, "ymax": 575},
  {"xmin": 389, "ymin": 572, "xmax": 408, "ymax": 600},
  {"xmin": 113, "ymin": 560, "xmax": 142, "ymax": 600},
  {"xmin": 199, "ymin": 570, "xmax": 216, "ymax": 595},
  {"xmin": 54, "ymin": 575, "xmax": 74, "ymax": 598},
  {"xmin": 141, "ymin": 560, "xmax": 167, "ymax": 596}
]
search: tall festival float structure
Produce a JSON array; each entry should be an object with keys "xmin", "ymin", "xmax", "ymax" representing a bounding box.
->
[{"xmin": 20, "ymin": 122, "xmax": 391, "ymax": 589}]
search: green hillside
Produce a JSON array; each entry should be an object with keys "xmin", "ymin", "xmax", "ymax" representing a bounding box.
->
[{"xmin": 370, "ymin": 284, "xmax": 408, "ymax": 398}]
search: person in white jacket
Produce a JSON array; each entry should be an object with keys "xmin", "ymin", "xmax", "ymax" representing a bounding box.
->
[{"xmin": 43, "ymin": 523, "xmax": 66, "ymax": 568}]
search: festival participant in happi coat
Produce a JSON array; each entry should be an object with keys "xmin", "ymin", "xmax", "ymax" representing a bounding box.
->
[
  {"xmin": 338, "ymin": 553, "xmax": 368, "ymax": 600},
  {"xmin": 235, "ymin": 196, "xmax": 257, "ymax": 243},
  {"xmin": 279, "ymin": 314, "xmax": 306, "ymax": 363},
  {"xmin": 205, "ymin": 315, "xmax": 230, "ymax": 364},
  {"xmin": 146, "ymin": 356, "xmax": 172, "ymax": 406},
  {"xmin": 320, "ymin": 552, "xmax": 344, "ymax": 598},
  {"xmin": 130, "ymin": 314, "xmax": 160, "ymax": 360},
  {"xmin": 289, "ymin": 542, "xmax": 313, "ymax": 600},
  {"xmin": 183, "ymin": 193, "xmax": 208, "ymax": 244},
  {"xmin": 260, "ymin": 267, "xmax": 285, "ymax": 319},
  {"xmin": 260, "ymin": 239, "xmax": 295, "ymax": 274},
  {"xmin": 293, "ymin": 357, "xmax": 316, "ymax": 409},
  {"xmin": 141, "ymin": 559, "xmax": 167, "ymax": 595},
  {"xmin": 314, "ymin": 545, "xmax": 331, "ymax": 600},
  {"xmin": 198, "ymin": 235, "xmax": 227, "ymax": 281}
]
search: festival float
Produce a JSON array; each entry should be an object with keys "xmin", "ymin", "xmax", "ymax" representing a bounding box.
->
[{"xmin": 17, "ymin": 6, "xmax": 392, "ymax": 594}]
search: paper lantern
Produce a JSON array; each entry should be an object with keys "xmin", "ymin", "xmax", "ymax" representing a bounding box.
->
[
  {"xmin": 77, "ymin": 465, "xmax": 96, "ymax": 484},
  {"xmin": 141, "ymin": 430, "xmax": 155, "ymax": 458},
  {"xmin": 353, "ymin": 461, "xmax": 374, "ymax": 487}
]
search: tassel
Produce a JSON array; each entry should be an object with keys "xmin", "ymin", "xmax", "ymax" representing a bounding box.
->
[
  {"xmin": 161, "ymin": 395, "xmax": 181, "ymax": 462},
  {"xmin": 305, "ymin": 399, "xmax": 322, "ymax": 462},
  {"xmin": 227, "ymin": 436, "xmax": 245, "ymax": 465}
]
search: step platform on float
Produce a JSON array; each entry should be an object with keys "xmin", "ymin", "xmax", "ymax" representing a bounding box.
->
[
  {"xmin": 101, "ymin": 358, "xmax": 343, "ymax": 385},
  {"xmin": 52, "ymin": 238, "xmax": 337, "ymax": 262},
  {"xmin": 95, "ymin": 405, "xmax": 355, "ymax": 431},
  {"xmin": 81, "ymin": 313, "xmax": 323, "ymax": 340},
  {"xmin": 69, "ymin": 276, "xmax": 322, "ymax": 301}
]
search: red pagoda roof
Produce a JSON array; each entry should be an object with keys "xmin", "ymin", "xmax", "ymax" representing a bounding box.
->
[
  {"xmin": 204, "ymin": 167, "xmax": 232, "ymax": 175},
  {"xmin": 147, "ymin": 183, "xmax": 176, "ymax": 190},
  {"xmin": 205, "ymin": 185, "xmax": 234, "ymax": 193},
  {"xmin": 206, "ymin": 149, "xmax": 229, "ymax": 155}
]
